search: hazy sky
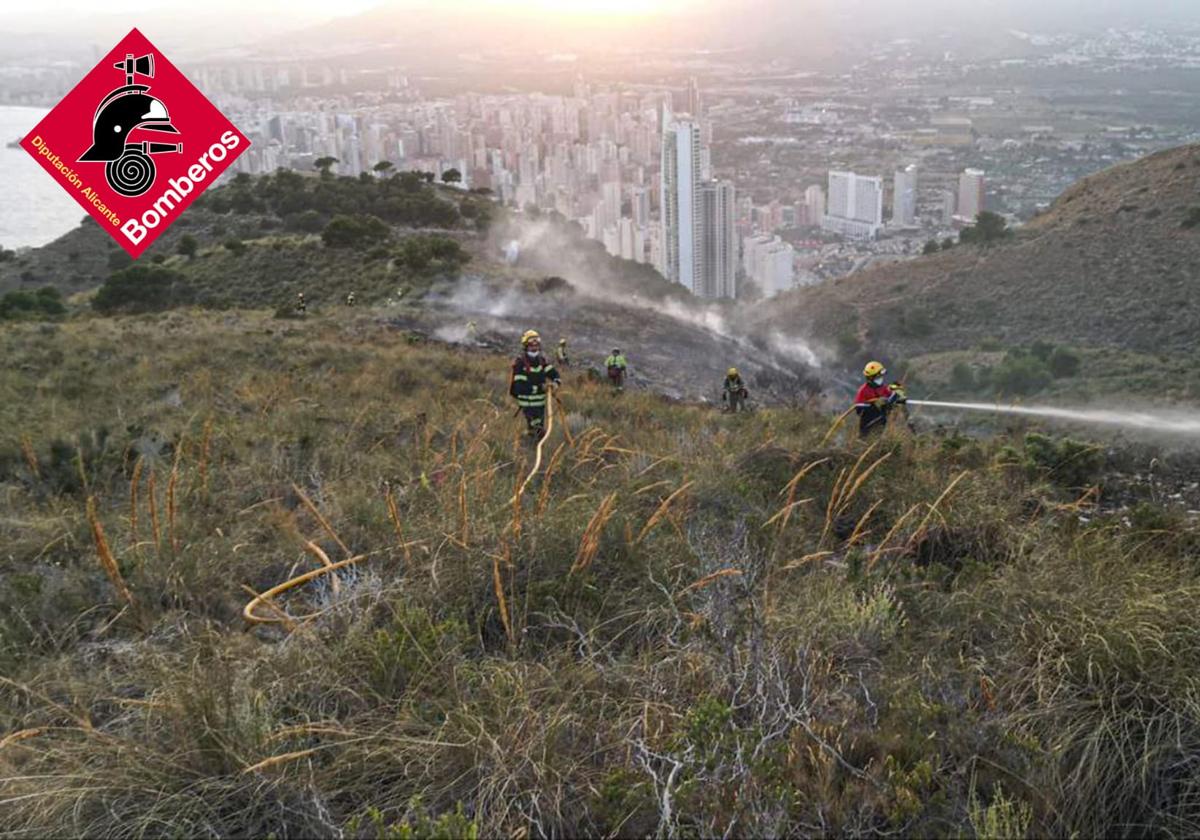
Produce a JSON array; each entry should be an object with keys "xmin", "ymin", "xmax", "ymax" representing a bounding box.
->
[
  {"xmin": 1, "ymin": 0, "xmax": 1197, "ymax": 58},
  {"xmin": 7, "ymin": 0, "xmax": 1193, "ymax": 28}
]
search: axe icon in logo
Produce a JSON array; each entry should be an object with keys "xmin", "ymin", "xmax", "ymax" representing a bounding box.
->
[{"xmin": 78, "ymin": 52, "xmax": 183, "ymax": 197}]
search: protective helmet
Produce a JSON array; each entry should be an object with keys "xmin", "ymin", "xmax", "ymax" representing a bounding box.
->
[
  {"xmin": 863, "ymin": 361, "xmax": 886, "ymax": 380},
  {"xmin": 559, "ymin": 338, "xmax": 566, "ymax": 345},
  {"xmin": 521, "ymin": 330, "xmax": 540, "ymax": 346},
  {"xmin": 728, "ymin": 367, "xmax": 738, "ymax": 377},
  {"xmin": 612, "ymin": 348, "xmax": 621, "ymax": 354}
]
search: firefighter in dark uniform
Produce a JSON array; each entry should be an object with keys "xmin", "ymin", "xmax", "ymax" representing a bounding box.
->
[{"xmin": 509, "ymin": 330, "xmax": 561, "ymax": 440}]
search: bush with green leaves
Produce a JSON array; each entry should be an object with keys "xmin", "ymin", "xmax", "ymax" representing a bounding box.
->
[
  {"xmin": 322, "ymin": 214, "xmax": 391, "ymax": 249},
  {"xmin": 991, "ymin": 353, "xmax": 1051, "ymax": 396},
  {"xmin": 92, "ymin": 265, "xmax": 192, "ymax": 313},
  {"xmin": 959, "ymin": 211, "xmax": 1011, "ymax": 246},
  {"xmin": 1048, "ymin": 346, "xmax": 1081, "ymax": 378},
  {"xmin": 949, "ymin": 360, "xmax": 975, "ymax": 392},
  {"xmin": 0, "ymin": 287, "xmax": 66, "ymax": 320},
  {"xmin": 1023, "ymin": 433, "xmax": 1104, "ymax": 488}
]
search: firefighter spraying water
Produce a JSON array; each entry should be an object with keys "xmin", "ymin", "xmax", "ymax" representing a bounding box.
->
[{"xmin": 844, "ymin": 359, "xmax": 1200, "ymax": 438}]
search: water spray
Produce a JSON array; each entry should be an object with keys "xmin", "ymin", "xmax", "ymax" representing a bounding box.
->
[{"xmin": 906, "ymin": 400, "xmax": 1200, "ymax": 436}]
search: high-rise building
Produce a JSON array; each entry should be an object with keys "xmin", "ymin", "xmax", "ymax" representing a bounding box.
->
[
  {"xmin": 803, "ymin": 185, "xmax": 826, "ymax": 227},
  {"xmin": 686, "ymin": 76, "xmax": 702, "ymax": 119},
  {"xmin": 659, "ymin": 117, "xmax": 701, "ymax": 292},
  {"xmin": 631, "ymin": 186, "xmax": 651, "ymax": 228},
  {"xmin": 823, "ymin": 171, "xmax": 884, "ymax": 239},
  {"xmin": 892, "ymin": 164, "xmax": 918, "ymax": 228},
  {"xmin": 742, "ymin": 234, "xmax": 795, "ymax": 298},
  {"xmin": 617, "ymin": 217, "xmax": 644, "ymax": 263},
  {"xmin": 957, "ymin": 168, "xmax": 985, "ymax": 221},
  {"xmin": 659, "ymin": 116, "xmax": 736, "ymax": 299},
  {"xmin": 941, "ymin": 190, "xmax": 957, "ymax": 224},
  {"xmin": 699, "ymin": 179, "xmax": 737, "ymax": 299}
]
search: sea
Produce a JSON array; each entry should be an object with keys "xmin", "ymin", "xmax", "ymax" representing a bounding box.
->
[{"xmin": 0, "ymin": 106, "xmax": 84, "ymax": 250}]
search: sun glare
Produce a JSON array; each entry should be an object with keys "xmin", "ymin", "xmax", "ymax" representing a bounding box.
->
[{"xmin": 472, "ymin": 0, "xmax": 684, "ymax": 21}]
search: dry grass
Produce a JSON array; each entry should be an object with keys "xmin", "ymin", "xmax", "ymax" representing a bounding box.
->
[{"xmin": 1, "ymin": 311, "xmax": 1198, "ymax": 838}]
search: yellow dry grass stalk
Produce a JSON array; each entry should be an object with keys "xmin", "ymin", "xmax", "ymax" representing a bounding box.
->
[
  {"xmin": 19, "ymin": 436, "xmax": 39, "ymax": 479},
  {"xmin": 819, "ymin": 442, "xmax": 889, "ymax": 545},
  {"xmin": 678, "ymin": 568, "xmax": 743, "ymax": 597},
  {"xmin": 634, "ymin": 480, "xmax": 693, "ymax": 546},
  {"xmin": 197, "ymin": 416, "xmax": 214, "ymax": 493},
  {"xmin": 458, "ymin": 473, "xmax": 470, "ymax": 547},
  {"xmin": 634, "ymin": 480, "xmax": 674, "ymax": 497},
  {"xmin": 782, "ymin": 551, "xmax": 835, "ymax": 570},
  {"xmin": 762, "ymin": 498, "xmax": 814, "ymax": 530},
  {"xmin": 552, "ymin": 392, "xmax": 574, "ymax": 447},
  {"xmin": 129, "ymin": 456, "xmax": 144, "ymax": 543},
  {"xmin": 241, "ymin": 748, "xmax": 317, "ymax": 775},
  {"xmin": 0, "ymin": 727, "xmax": 44, "ymax": 750},
  {"xmin": 571, "ymin": 491, "xmax": 618, "ymax": 576},
  {"xmin": 167, "ymin": 435, "xmax": 184, "ymax": 555},
  {"xmin": 493, "ymin": 543, "xmax": 514, "ymax": 645},
  {"xmin": 242, "ymin": 553, "xmax": 367, "ymax": 625},
  {"xmin": 846, "ymin": 499, "xmax": 884, "ymax": 548},
  {"xmin": 75, "ymin": 440, "xmax": 89, "ymax": 497},
  {"xmin": 574, "ymin": 428, "xmax": 607, "ymax": 461},
  {"xmin": 536, "ymin": 442, "xmax": 568, "ymax": 515},
  {"xmin": 266, "ymin": 722, "xmax": 347, "ymax": 742},
  {"xmin": 292, "ymin": 483, "xmax": 351, "ymax": 558},
  {"xmin": 866, "ymin": 503, "xmax": 922, "ymax": 572},
  {"xmin": 903, "ymin": 470, "xmax": 971, "ymax": 551},
  {"xmin": 635, "ymin": 455, "xmax": 675, "ymax": 478},
  {"xmin": 836, "ymin": 452, "xmax": 892, "ymax": 516},
  {"xmin": 778, "ymin": 457, "xmax": 832, "ymax": 500},
  {"xmin": 148, "ymin": 469, "xmax": 161, "ymax": 553},
  {"xmin": 384, "ymin": 485, "xmax": 412, "ymax": 564},
  {"xmin": 1053, "ymin": 485, "xmax": 1099, "ymax": 513},
  {"xmin": 819, "ymin": 406, "xmax": 857, "ymax": 447},
  {"xmin": 510, "ymin": 461, "xmax": 524, "ymax": 541},
  {"xmin": 86, "ymin": 496, "xmax": 135, "ymax": 607}
]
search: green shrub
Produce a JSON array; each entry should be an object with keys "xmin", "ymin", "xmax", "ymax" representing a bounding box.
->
[
  {"xmin": 107, "ymin": 250, "xmax": 133, "ymax": 271},
  {"xmin": 0, "ymin": 286, "xmax": 66, "ymax": 320},
  {"xmin": 93, "ymin": 265, "xmax": 191, "ymax": 313},
  {"xmin": 1047, "ymin": 346, "xmax": 1081, "ymax": 378},
  {"xmin": 991, "ymin": 354, "xmax": 1051, "ymax": 396},
  {"xmin": 949, "ymin": 361, "xmax": 975, "ymax": 392},
  {"xmin": 1023, "ymin": 433, "xmax": 1104, "ymax": 488},
  {"xmin": 322, "ymin": 213, "xmax": 391, "ymax": 249}
]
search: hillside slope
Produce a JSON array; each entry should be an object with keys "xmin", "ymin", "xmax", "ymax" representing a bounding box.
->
[
  {"xmin": 0, "ymin": 172, "xmax": 822, "ymax": 402},
  {"xmin": 761, "ymin": 144, "xmax": 1200, "ymax": 360},
  {"xmin": 2, "ymin": 311, "xmax": 1200, "ymax": 837}
]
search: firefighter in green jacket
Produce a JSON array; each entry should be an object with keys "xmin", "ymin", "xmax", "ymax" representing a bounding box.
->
[
  {"xmin": 509, "ymin": 330, "xmax": 561, "ymax": 439},
  {"xmin": 605, "ymin": 348, "xmax": 627, "ymax": 392},
  {"xmin": 723, "ymin": 367, "xmax": 748, "ymax": 412}
]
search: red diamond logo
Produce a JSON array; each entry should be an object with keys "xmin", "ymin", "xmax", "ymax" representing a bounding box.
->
[{"xmin": 20, "ymin": 28, "xmax": 250, "ymax": 258}]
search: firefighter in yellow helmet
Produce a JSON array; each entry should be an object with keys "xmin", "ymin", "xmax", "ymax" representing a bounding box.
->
[
  {"xmin": 723, "ymin": 367, "xmax": 748, "ymax": 412},
  {"xmin": 554, "ymin": 337, "xmax": 570, "ymax": 367},
  {"xmin": 854, "ymin": 360, "xmax": 906, "ymax": 437},
  {"xmin": 509, "ymin": 330, "xmax": 561, "ymax": 439}
]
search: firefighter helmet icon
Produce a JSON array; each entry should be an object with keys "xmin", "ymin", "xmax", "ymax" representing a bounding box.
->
[{"xmin": 78, "ymin": 52, "xmax": 182, "ymax": 197}]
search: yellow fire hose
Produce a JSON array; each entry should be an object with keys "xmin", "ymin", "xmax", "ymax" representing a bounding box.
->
[
  {"xmin": 511, "ymin": 384, "xmax": 557, "ymax": 504},
  {"xmin": 243, "ymin": 553, "xmax": 366, "ymax": 625}
]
